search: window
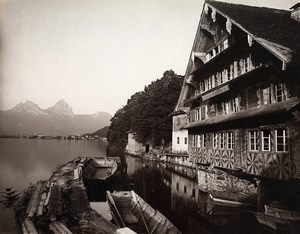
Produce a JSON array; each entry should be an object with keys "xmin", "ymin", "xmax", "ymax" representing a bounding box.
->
[
  {"xmin": 223, "ymin": 39, "xmax": 229, "ymax": 49},
  {"xmin": 177, "ymin": 137, "xmax": 180, "ymax": 144},
  {"xmin": 245, "ymin": 57, "xmax": 250, "ymax": 72},
  {"xmin": 239, "ymin": 58, "xmax": 245, "ymax": 74},
  {"xmin": 198, "ymin": 134, "xmax": 207, "ymax": 148},
  {"xmin": 261, "ymin": 129, "xmax": 271, "ymax": 151},
  {"xmin": 220, "ymin": 132, "xmax": 225, "ymax": 149},
  {"xmin": 249, "ymin": 131, "xmax": 259, "ymax": 151},
  {"xmin": 192, "ymin": 189, "xmax": 196, "ymax": 198},
  {"xmin": 203, "ymin": 134, "xmax": 207, "ymax": 148},
  {"xmin": 191, "ymin": 106, "xmax": 206, "ymax": 122},
  {"xmin": 200, "ymin": 81, "xmax": 204, "ymax": 92},
  {"xmin": 227, "ymin": 66, "xmax": 231, "ymax": 81},
  {"xmin": 192, "ymin": 135, "xmax": 197, "ymax": 147},
  {"xmin": 184, "ymin": 137, "xmax": 188, "ymax": 144},
  {"xmin": 224, "ymin": 101, "xmax": 230, "ymax": 115},
  {"xmin": 224, "ymin": 97, "xmax": 240, "ymax": 115},
  {"xmin": 232, "ymin": 97, "xmax": 239, "ymax": 113},
  {"xmin": 213, "ymin": 48, "xmax": 217, "ymax": 57},
  {"xmin": 213, "ymin": 133, "xmax": 218, "ymax": 148},
  {"xmin": 195, "ymin": 108, "xmax": 200, "ymax": 121},
  {"xmin": 197, "ymin": 135, "xmax": 201, "ymax": 147},
  {"xmin": 233, "ymin": 61, "xmax": 239, "ymax": 78},
  {"xmin": 216, "ymin": 72, "xmax": 222, "ymax": 85},
  {"xmin": 201, "ymin": 106, "xmax": 207, "ymax": 120},
  {"xmin": 261, "ymin": 84, "xmax": 288, "ymax": 106},
  {"xmin": 223, "ymin": 69, "xmax": 228, "ymax": 83},
  {"xmin": 204, "ymin": 78, "xmax": 212, "ymax": 91},
  {"xmin": 262, "ymin": 87, "xmax": 271, "ymax": 105},
  {"xmin": 276, "ymin": 128, "xmax": 287, "ymax": 152},
  {"xmin": 184, "ymin": 186, "xmax": 187, "ymax": 194},
  {"xmin": 275, "ymin": 84, "xmax": 288, "ymax": 102},
  {"xmin": 227, "ymin": 132, "xmax": 234, "ymax": 149},
  {"xmin": 211, "ymin": 75, "xmax": 216, "ymax": 88},
  {"xmin": 176, "ymin": 183, "xmax": 179, "ymax": 191}
]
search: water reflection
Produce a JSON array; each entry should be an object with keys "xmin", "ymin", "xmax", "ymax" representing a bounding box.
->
[
  {"xmin": 0, "ymin": 139, "xmax": 266, "ymax": 233},
  {"xmin": 122, "ymin": 157, "xmax": 265, "ymax": 234},
  {"xmin": 0, "ymin": 138, "xmax": 108, "ymax": 233}
]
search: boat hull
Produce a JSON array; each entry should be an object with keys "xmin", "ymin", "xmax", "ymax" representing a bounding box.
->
[{"xmin": 107, "ymin": 190, "xmax": 181, "ymax": 234}]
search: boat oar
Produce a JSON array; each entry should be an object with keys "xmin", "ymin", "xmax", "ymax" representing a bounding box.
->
[
  {"xmin": 106, "ymin": 191, "xmax": 125, "ymax": 227},
  {"xmin": 131, "ymin": 190, "xmax": 150, "ymax": 234}
]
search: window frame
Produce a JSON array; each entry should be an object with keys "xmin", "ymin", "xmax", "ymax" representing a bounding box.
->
[
  {"xmin": 261, "ymin": 129, "xmax": 271, "ymax": 151},
  {"xmin": 227, "ymin": 132, "xmax": 234, "ymax": 150},
  {"xmin": 213, "ymin": 133, "xmax": 218, "ymax": 149},
  {"xmin": 275, "ymin": 128, "xmax": 287, "ymax": 152},
  {"xmin": 220, "ymin": 132, "xmax": 225, "ymax": 149},
  {"xmin": 249, "ymin": 130, "xmax": 259, "ymax": 151},
  {"xmin": 192, "ymin": 135, "xmax": 197, "ymax": 147}
]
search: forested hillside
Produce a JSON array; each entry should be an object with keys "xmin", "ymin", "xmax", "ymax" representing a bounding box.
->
[{"xmin": 108, "ymin": 70, "xmax": 183, "ymax": 151}]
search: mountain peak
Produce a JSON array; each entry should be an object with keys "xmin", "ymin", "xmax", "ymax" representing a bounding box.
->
[
  {"xmin": 9, "ymin": 101, "xmax": 46, "ymax": 115},
  {"xmin": 47, "ymin": 99, "xmax": 74, "ymax": 118},
  {"xmin": 56, "ymin": 99, "xmax": 68, "ymax": 106}
]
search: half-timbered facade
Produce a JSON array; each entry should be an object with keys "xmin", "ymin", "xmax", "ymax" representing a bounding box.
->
[{"xmin": 174, "ymin": 1, "xmax": 300, "ymax": 180}]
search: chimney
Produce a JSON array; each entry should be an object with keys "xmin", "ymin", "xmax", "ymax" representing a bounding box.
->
[{"xmin": 290, "ymin": 3, "xmax": 300, "ymax": 22}]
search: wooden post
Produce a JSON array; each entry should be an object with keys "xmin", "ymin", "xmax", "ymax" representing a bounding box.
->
[{"xmin": 255, "ymin": 179, "xmax": 264, "ymax": 211}]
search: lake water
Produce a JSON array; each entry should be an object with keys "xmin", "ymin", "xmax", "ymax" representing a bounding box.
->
[
  {"xmin": 0, "ymin": 138, "xmax": 266, "ymax": 234},
  {"xmin": 0, "ymin": 138, "xmax": 107, "ymax": 233}
]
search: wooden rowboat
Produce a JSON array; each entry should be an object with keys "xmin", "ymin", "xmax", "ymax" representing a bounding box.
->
[
  {"xmin": 255, "ymin": 205, "xmax": 300, "ymax": 232},
  {"xmin": 106, "ymin": 190, "xmax": 181, "ymax": 234},
  {"xmin": 83, "ymin": 157, "xmax": 118, "ymax": 180},
  {"xmin": 264, "ymin": 205, "xmax": 300, "ymax": 221}
]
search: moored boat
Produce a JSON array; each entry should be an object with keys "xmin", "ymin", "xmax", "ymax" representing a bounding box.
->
[
  {"xmin": 198, "ymin": 190, "xmax": 256, "ymax": 215},
  {"xmin": 106, "ymin": 190, "xmax": 181, "ymax": 234},
  {"xmin": 255, "ymin": 205, "xmax": 300, "ymax": 232},
  {"xmin": 83, "ymin": 157, "xmax": 118, "ymax": 180}
]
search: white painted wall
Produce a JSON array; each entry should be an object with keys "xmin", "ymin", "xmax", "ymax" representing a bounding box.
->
[
  {"xmin": 172, "ymin": 130, "xmax": 189, "ymax": 154},
  {"xmin": 126, "ymin": 132, "xmax": 144, "ymax": 153}
]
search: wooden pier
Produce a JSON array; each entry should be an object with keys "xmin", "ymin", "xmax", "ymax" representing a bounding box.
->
[{"xmin": 19, "ymin": 157, "xmax": 119, "ymax": 234}]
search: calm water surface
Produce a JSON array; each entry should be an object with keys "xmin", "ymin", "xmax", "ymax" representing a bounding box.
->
[
  {"xmin": 0, "ymin": 138, "xmax": 266, "ymax": 234},
  {"xmin": 0, "ymin": 138, "xmax": 107, "ymax": 233}
]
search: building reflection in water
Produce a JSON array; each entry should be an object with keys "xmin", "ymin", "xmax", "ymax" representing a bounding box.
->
[
  {"xmin": 197, "ymin": 167, "xmax": 257, "ymax": 214},
  {"xmin": 166, "ymin": 163, "xmax": 263, "ymax": 233},
  {"xmin": 99, "ymin": 156, "xmax": 265, "ymax": 233}
]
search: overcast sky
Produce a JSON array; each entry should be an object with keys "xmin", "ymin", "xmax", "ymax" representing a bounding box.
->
[{"xmin": 0, "ymin": 0, "xmax": 296, "ymax": 115}]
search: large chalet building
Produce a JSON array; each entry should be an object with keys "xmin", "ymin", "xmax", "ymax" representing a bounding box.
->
[{"xmin": 173, "ymin": 1, "xmax": 300, "ymax": 180}]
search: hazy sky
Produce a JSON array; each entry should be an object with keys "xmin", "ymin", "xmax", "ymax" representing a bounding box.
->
[{"xmin": 0, "ymin": 0, "xmax": 296, "ymax": 115}]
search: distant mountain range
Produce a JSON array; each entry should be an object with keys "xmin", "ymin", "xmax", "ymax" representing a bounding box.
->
[{"xmin": 0, "ymin": 99, "xmax": 112, "ymax": 135}]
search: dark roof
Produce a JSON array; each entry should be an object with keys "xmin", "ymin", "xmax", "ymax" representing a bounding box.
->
[
  {"xmin": 206, "ymin": 0, "xmax": 300, "ymax": 51},
  {"xmin": 290, "ymin": 3, "xmax": 300, "ymax": 10}
]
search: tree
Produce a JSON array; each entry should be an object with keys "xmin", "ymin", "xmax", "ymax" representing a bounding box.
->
[{"xmin": 108, "ymin": 70, "xmax": 183, "ymax": 150}]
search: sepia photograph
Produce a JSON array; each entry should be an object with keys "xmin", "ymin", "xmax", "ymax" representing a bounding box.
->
[{"xmin": 0, "ymin": 0, "xmax": 300, "ymax": 233}]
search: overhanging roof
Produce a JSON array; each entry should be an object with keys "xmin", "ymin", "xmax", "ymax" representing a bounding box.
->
[
  {"xmin": 206, "ymin": 0, "xmax": 300, "ymax": 63},
  {"xmin": 183, "ymin": 98, "xmax": 300, "ymax": 130}
]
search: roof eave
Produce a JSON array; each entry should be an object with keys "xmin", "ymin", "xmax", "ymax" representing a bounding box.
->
[{"xmin": 205, "ymin": 2, "xmax": 293, "ymax": 65}]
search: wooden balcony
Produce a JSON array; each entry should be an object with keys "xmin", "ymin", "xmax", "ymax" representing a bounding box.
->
[
  {"xmin": 187, "ymin": 64, "xmax": 274, "ymax": 104},
  {"xmin": 183, "ymin": 97, "xmax": 299, "ymax": 130}
]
